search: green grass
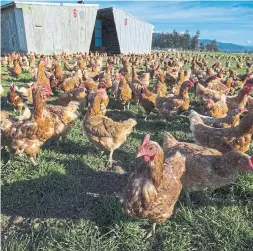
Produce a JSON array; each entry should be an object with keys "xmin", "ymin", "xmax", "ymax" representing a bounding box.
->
[{"xmin": 1, "ymin": 53, "xmax": 253, "ymax": 251}]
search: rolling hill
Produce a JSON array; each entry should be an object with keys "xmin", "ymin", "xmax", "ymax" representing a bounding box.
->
[{"xmin": 199, "ymin": 39, "xmax": 253, "ymax": 52}]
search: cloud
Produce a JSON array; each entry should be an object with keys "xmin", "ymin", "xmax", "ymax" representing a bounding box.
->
[
  {"xmin": 105, "ymin": 1, "xmax": 253, "ymax": 45},
  {"xmin": 246, "ymin": 40, "xmax": 252, "ymax": 44}
]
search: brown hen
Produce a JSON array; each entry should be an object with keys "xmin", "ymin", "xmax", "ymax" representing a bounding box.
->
[
  {"xmin": 163, "ymin": 132, "xmax": 253, "ymax": 204},
  {"xmin": 188, "ymin": 109, "xmax": 253, "ymax": 153},
  {"xmin": 83, "ymin": 88, "xmax": 136, "ymax": 167},
  {"xmin": 123, "ymin": 134, "xmax": 185, "ymax": 238}
]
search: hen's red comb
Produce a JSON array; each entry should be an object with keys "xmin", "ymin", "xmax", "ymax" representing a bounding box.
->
[
  {"xmin": 141, "ymin": 134, "xmax": 150, "ymax": 147},
  {"xmin": 189, "ymin": 78, "xmax": 195, "ymax": 84},
  {"xmin": 99, "ymin": 81, "xmax": 107, "ymax": 89},
  {"xmin": 246, "ymin": 83, "xmax": 253, "ymax": 88}
]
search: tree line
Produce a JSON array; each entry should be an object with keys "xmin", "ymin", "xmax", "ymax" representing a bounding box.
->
[{"xmin": 152, "ymin": 30, "xmax": 219, "ymax": 52}]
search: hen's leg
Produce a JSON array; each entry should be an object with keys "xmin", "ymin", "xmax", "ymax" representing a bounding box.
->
[
  {"xmin": 1, "ymin": 153, "xmax": 13, "ymax": 167},
  {"xmin": 30, "ymin": 156, "xmax": 38, "ymax": 167},
  {"xmin": 56, "ymin": 136, "xmax": 63, "ymax": 147},
  {"xmin": 143, "ymin": 223, "xmax": 156, "ymax": 239},
  {"xmin": 144, "ymin": 111, "xmax": 151, "ymax": 121},
  {"xmin": 184, "ymin": 190, "xmax": 192, "ymax": 206},
  {"xmin": 127, "ymin": 103, "xmax": 130, "ymax": 110},
  {"xmin": 106, "ymin": 150, "xmax": 114, "ymax": 168}
]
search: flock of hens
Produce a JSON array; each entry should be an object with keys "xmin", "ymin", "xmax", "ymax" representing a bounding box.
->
[{"xmin": 1, "ymin": 51, "xmax": 253, "ymax": 238}]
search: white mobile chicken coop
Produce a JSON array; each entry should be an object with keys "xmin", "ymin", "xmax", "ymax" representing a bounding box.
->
[
  {"xmin": 90, "ymin": 8, "xmax": 154, "ymax": 54},
  {"xmin": 1, "ymin": 2, "xmax": 154, "ymax": 54},
  {"xmin": 1, "ymin": 1, "xmax": 99, "ymax": 54}
]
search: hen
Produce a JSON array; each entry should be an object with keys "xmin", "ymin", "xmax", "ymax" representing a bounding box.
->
[
  {"xmin": 8, "ymin": 59, "xmax": 22, "ymax": 78},
  {"xmin": 130, "ymin": 66, "xmax": 143, "ymax": 104},
  {"xmin": 188, "ymin": 109, "xmax": 253, "ymax": 153},
  {"xmin": 45, "ymin": 101, "xmax": 79, "ymax": 144},
  {"xmin": 123, "ymin": 134, "xmax": 185, "ymax": 238},
  {"xmin": 140, "ymin": 86, "xmax": 157, "ymax": 120},
  {"xmin": 202, "ymin": 97, "xmax": 228, "ymax": 118},
  {"xmin": 83, "ymin": 88, "xmax": 136, "ymax": 167},
  {"xmin": 58, "ymin": 70, "xmax": 82, "ymax": 92},
  {"xmin": 111, "ymin": 73, "xmax": 121, "ymax": 98},
  {"xmin": 155, "ymin": 80, "xmax": 194, "ymax": 119},
  {"xmin": 189, "ymin": 108, "xmax": 247, "ymax": 128},
  {"xmin": 63, "ymin": 59, "xmax": 78, "ymax": 72},
  {"xmin": 196, "ymin": 83, "xmax": 225, "ymax": 103},
  {"xmin": 117, "ymin": 75, "xmax": 132, "ymax": 110},
  {"xmin": 152, "ymin": 71, "xmax": 167, "ymax": 96},
  {"xmin": 247, "ymin": 95, "xmax": 253, "ymax": 111},
  {"xmin": 36, "ymin": 58, "xmax": 50, "ymax": 85},
  {"xmin": 226, "ymin": 83, "xmax": 252, "ymax": 111},
  {"xmin": 172, "ymin": 70, "xmax": 191, "ymax": 95},
  {"xmin": 1, "ymin": 85, "xmax": 54, "ymax": 166},
  {"xmin": 52, "ymin": 61, "xmax": 65, "ymax": 87},
  {"xmin": 163, "ymin": 132, "xmax": 253, "ymax": 203},
  {"xmin": 55, "ymin": 87, "xmax": 87, "ymax": 110},
  {"xmin": 7, "ymin": 83, "xmax": 24, "ymax": 113},
  {"xmin": 18, "ymin": 82, "xmax": 34, "ymax": 104}
]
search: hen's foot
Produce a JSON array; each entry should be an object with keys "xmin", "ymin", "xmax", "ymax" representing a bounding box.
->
[
  {"xmin": 106, "ymin": 159, "xmax": 115, "ymax": 168},
  {"xmin": 106, "ymin": 151, "xmax": 114, "ymax": 168},
  {"xmin": 143, "ymin": 223, "xmax": 156, "ymax": 240},
  {"xmin": 1, "ymin": 155, "xmax": 13, "ymax": 167}
]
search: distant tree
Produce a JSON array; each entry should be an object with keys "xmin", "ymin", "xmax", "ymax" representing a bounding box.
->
[
  {"xmin": 172, "ymin": 30, "xmax": 180, "ymax": 48},
  {"xmin": 152, "ymin": 30, "xmax": 201, "ymax": 51},
  {"xmin": 167, "ymin": 33, "xmax": 174, "ymax": 48},
  {"xmin": 190, "ymin": 30, "xmax": 200, "ymax": 50},
  {"xmin": 182, "ymin": 30, "xmax": 191, "ymax": 50},
  {"xmin": 200, "ymin": 42, "xmax": 206, "ymax": 52},
  {"xmin": 205, "ymin": 40, "xmax": 219, "ymax": 52},
  {"xmin": 211, "ymin": 40, "xmax": 219, "ymax": 52}
]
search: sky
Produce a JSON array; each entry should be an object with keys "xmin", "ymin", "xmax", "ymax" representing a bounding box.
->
[{"xmin": 1, "ymin": 0, "xmax": 253, "ymax": 46}]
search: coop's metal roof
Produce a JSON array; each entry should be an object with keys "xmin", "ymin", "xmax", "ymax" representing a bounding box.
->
[
  {"xmin": 1, "ymin": 1, "xmax": 99, "ymax": 10},
  {"xmin": 98, "ymin": 7, "xmax": 154, "ymax": 28}
]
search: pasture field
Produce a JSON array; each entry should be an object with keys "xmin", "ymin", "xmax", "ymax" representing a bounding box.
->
[{"xmin": 1, "ymin": 53, "xmax": 253, "ymax": 251}]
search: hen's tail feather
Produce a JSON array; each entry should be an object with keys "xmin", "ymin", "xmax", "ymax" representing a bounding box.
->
[
  {"xmin": 164, "ymin": 151, "xmax": 186, "ymax": 178},
  {"xmin": 67, "ymin": 101, "xmax": 79, "ymax": 113},
  {"xmin": 188, "ymin": 112, "xmax": 203, "ymax": 132},
  {"xmin": 123, "ymin": 119, "xmax": 137, "ymax": 133},
  {"xmin": 162, "ymin": 131, "xmax": 177, "ymax": 149},
  {"xmin": 188, "ymin": 110, "xmax": 201, "ymax": 120}
]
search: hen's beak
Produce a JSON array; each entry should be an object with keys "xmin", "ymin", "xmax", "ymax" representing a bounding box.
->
[{"xmin": 136, "ymin": 149, "xmax": 145, "ymax": 158}]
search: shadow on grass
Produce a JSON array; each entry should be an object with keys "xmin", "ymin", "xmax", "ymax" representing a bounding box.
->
[
  {"xmin": 4, "ymin": 76, "xmax": 32, "ymax": 85},
  {"xmin": 48, "ymin": 138, "xmax": 97, "ymax": 156},
  {"xmin": 1, "ymin": 158, "xmax": 128, "ymax": 228},
  {"xmin": 2, "ymin": 152, "xmax": 249, "ymax": 233},
  {"xmin": 106, "ymin": 108, "xmax": 140, "ymax": 121}
]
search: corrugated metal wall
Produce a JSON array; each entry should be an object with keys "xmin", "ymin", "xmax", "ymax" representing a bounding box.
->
[
  {"xmin": 1, "ymin": 3, "xmax": 98, "ymax": 54},
  {"xmin": 17, "ymin": 3, "xmax": 98, "ymax": 53},
  {"xmin": 113, "ymin": 8, "xmax": 153, "ymax": 54},
  {"xmin": 1, "ymin": 4, "xmax": 153, "ymax": 54},
  {"xmin": 1, "ymin": 6, "xmax": 26, "ymax": 53}
]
